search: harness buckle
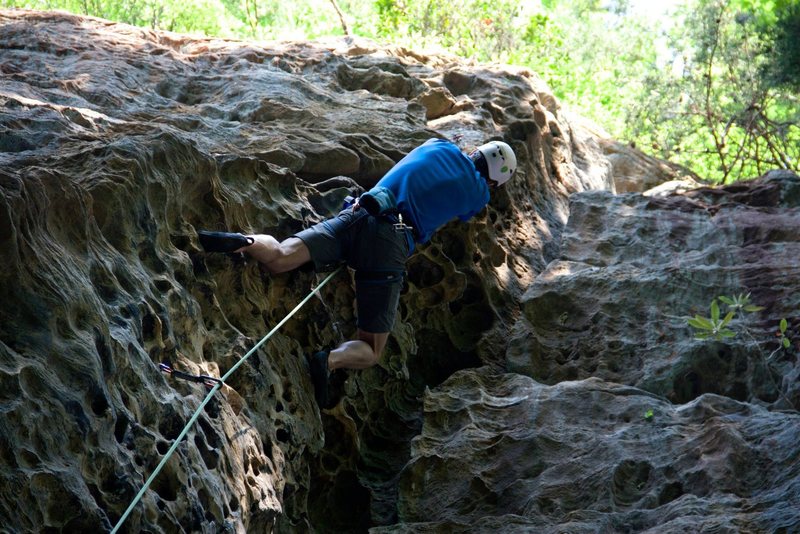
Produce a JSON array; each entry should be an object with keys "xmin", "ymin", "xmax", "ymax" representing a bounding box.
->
[{"xmin": 393, "ymin": 213, "xmax": 414, "ymax": 234}]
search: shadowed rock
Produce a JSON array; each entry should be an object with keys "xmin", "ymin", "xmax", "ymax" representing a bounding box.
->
[
  {"xmin": 382, "ymin": 370, "xmax": 800, "ymax": 533},
  {"xmin": 3, "ymin": 8, "xmax": 797, "ymax": 534},
  {"xmin": 0, "ymin": 9, "xmax": 614, "ymax": 532}
]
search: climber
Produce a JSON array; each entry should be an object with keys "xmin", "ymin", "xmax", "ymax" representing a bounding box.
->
[{"xmin": 198, "ymin": 137, "xmax": 516, "ymax": 408}]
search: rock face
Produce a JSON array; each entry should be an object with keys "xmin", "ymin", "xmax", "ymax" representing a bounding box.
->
[
  {"xmin": 561, "ymin": 112, "xmax": 700, "ymax": 194},
  {"xmin": 0, "ymin": 9, "xmax": 612, "ymax": 533},
  {"xmin": 1, "ymin": 9, "xmax": 798, "ymax": 534},
  {"xmin": 394, "ymin": 172, "xmax": 800, "ymax": 532},
  {"xmin": 508, "ymin": 171, "xmax": 800, "ymax": 411},
  {"xmin": 387, "ymin": 371, "xmax": 800, "ymax": 533}
]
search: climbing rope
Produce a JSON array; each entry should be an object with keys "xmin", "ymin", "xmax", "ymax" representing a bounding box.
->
[{"xmin": 111, "ymin": 266, "xmax": 342, "ymax": 533}]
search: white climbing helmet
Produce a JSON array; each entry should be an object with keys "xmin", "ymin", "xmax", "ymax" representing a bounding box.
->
[{"xmin": 474, "ymin": 141, "xmax": 516, "ymax": 186}]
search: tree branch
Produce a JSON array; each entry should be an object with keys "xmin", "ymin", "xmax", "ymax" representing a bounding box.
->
[
  {"xmin": 703, "ymin": 11, "xmax": 729, "ymax": 181},
  {"xmin": 329, "ymin": 0, "xmax": 351, "ymax": 37}
]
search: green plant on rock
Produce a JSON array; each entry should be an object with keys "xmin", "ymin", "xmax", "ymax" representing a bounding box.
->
[
  {"xmin": 778, "ymin": 318, "xmax": 792, "ymax": 349},
  {"xmin": 686, "ymin": 292, "xmax": 796, "ymax": 410},
  {"xmin": 687, "ymin": 293, "xmax": 768, "ymax": 340},
  {"xmin": 718, "ymin": 292, "xmax": 766, "ymax": 314},
  {"xmin": 687, "ymin": 299, "xmax": 737, "ymax": 340},
  {"xmin": 768, "ymin": 318, "xmax": 793, "ymax": 362}
]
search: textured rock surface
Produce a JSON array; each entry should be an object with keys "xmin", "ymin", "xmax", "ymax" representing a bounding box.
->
[
  {"xmin": 387, "ymin": 172, "xmax": 800, "ymax": 534},
  {"xmin": 600, "ymin": 137, "xmax": 702, "ymax": 193},
  {"xmin": 0, "ymin": 9, "xmax": 614, "ymax": 533},
  {"xmin": 3, "ymin": 9, "xmax": 798, "ymax": 534},
  {"xmin": 562, "ymin": 112, "xmax": 701, "ymax": 194},
  {"xmin": 508, "ymin": 171, "xmax": 800, "ymax": 411},
  {"xmin": 385, "ymin": 371, "xmax": 800, "ymax": 533}
]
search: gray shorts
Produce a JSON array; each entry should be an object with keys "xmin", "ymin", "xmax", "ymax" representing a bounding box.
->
[{"xmin": 294, "ymin": 209, "xmax": 410, "ymax": 333}]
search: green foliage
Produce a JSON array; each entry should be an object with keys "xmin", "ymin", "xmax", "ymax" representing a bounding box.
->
[
  {"xmin": 5, "ymin": 0, "xmax": 235, "ymax": 33},
  {"xmin": 765, "ymin": 2, "xmax": 800, "ymax": 89},
  {"xmin": 686, "ymin": 293, "xmax": 775, "ymax": 342},
  {"xmin": 779, "ymin": 317, "xmax": 792, "ymax": 349},
  {"xmin": 510, "ymin": 3, "xmax": 658, "ymax": 137},
  {"xmin": 686, "ymin": 292, "xmax": 796, "ymax": 409},
  {"xmin": 688, "ymin": 299, "xmax": 736, "ymax": 341},
  {"xmin": 372, "ymin": 0, "xmax": 521, "ymax": 62},
  {"xmin": 628, "ymin": 0, "xmax": 799, "ymax": 182},
  {"xmin": 374, "ymin": 0, "xmax": 404, "ymax": 36},
  {"xmin": 3, "ymin": 0, "xmax": 798, "ymax": 183},
  {"xmin": 718, "ymin": 293, "xmax": 766, "ymax": 314}
]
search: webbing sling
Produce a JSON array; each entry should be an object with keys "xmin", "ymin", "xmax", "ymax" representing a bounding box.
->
[{"xmin": 111, "ymin": 267, "xmax": 342, "ymax": 533}]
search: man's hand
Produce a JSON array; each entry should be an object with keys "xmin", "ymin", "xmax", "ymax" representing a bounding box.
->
[{"xmin": 352, "ymin": 198, "xmax": 361, "ymax": 211}]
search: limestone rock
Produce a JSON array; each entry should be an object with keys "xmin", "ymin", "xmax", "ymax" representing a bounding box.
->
[
  {"xmin": 415, "ymin": 87, "xmax": 460, "ymax": 120},
  {"xmin": 601, "ymin": 138, "xmax": 702, "ymax": 193},
  {"xmin": 384, "ymin": 370, "xmax": 800, "ymax": 533},
  {"xmin": 507, "ymin": 172, "xmax": 800, "ymax": 414},
  {"xmin": 387, "ymin": 171, "xmax": 800, "ymax": 533},
  {"xmin": 564, "ymin": 112, "xmax": 701, "ymax": 194},
  {"xmin": 0, "ymin": 9, "xmax": 612, "ymax": 532}
]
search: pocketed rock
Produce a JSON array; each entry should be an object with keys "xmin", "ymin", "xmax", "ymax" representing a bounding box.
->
[
  {"xmin": 382, "ymin": 370, "xmax": 800, "ymax": 533},
  {"xmin": 508, "ymin": 171, "xmax": 800, "ymax": 412},
  {"xmin": 5, "ymin": 8, "xmax": 793, "ymax": 534},
  {"xmin": 0, "ymin": 9, "xmax": 614, "ymax": 532}
]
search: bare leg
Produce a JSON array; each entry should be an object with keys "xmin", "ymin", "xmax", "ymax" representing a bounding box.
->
[
  {"xmin": 328, "ymin": 330, "xmax": 389, "ymax": 370},
  {"xmin": 237, "ymin": 235, "xmax": 311, "ymax": 274}
]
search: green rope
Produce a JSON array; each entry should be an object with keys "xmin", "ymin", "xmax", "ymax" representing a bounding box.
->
[{"xmin": 111, "ymin": 266, "xmax": 342, "ymax": 533}]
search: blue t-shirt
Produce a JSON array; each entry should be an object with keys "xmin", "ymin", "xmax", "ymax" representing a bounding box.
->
[{"xmin": 374, "ymin": 139, "xmax": 490, "ymax": 244}]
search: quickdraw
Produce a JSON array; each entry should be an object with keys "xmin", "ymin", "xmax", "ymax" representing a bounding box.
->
[
  {"xmin": 158, "ymin": 362, "xmax": 222, "ymax": 389},
  {"xmin": 111, "ymin": 266, "xmax": 343, "ymax": 533}
]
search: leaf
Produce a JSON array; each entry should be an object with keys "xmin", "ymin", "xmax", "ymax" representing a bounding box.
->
[
  {"xmin": 720, "ymin": 329, "xmax": 737, "ymax": 338},
  {"xmin": 744, "ymin": 305, "xmax": 765, "ymax": 312},
  {"xmin": 688, "ymin": 317, "xmax": 712, "ymax": 330},
  {"xmin": 721, "ymin": 311, "xmax": 735, "ymax": 327},
  {"xmin": 780, "ymin": 318, "xmax": 788, "ymax": 333},
  {"xmin": 711, "ymin": 300, "xmax": 720, "ymax": 322},
  {"xmin": 719, "ymin": 296, "xmax": 735, "ymax": 305},
  {"xmin": 695, "ymin": 314, "xmax": 712, "ymax": 323},
  {"xmin": 693, "ymin": 315, "xmax": 714, "ymax": 329},
  {"xmin": 783, "ymin": 337, "xmax": 791, "ymax": 349}
]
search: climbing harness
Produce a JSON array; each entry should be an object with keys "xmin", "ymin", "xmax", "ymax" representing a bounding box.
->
[
  {"xmin": 111, "ymin": 267, "xmax": 343, "ymax": 533},
  {"xmin": 342, "ymin": 194, "xmax": 416, "ymax": 253}
]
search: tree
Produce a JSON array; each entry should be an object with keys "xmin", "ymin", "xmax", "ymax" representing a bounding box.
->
[
  {"xmin": 765, "ymin": 2, "xmax": 800, "ymax": 90},
  {"xmin": 626, "ymin": 0, "xmax": 799, "ymax": 182},
  {"xmin": 374, "ymin": 0, "xmax": 521, "ymax": 62},
  {"xmin": 5, "ymin": 0, "xmax": 796, "ymax": 183}
]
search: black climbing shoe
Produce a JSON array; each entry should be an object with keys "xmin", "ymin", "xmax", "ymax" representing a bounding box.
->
[
  {"xmin": 198, "ymin": 231, "xmax": 254, "ymax": 253},
  {"xmin": 306, "ymin": 350, "xmax": 331, "ymax": 409}
]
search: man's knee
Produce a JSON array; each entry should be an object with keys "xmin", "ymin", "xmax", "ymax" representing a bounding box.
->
[
  {"xmin": 356, "ymin": 348, "xmax": 380, "ymax": 369},
  {"xmin": 358, "ymin": 330, "xmax": 389, "ymax": 361}
]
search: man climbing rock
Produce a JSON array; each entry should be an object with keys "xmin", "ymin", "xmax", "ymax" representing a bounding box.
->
[{"xmin": 199, "ymin": 137, "xmax": 516, "ymax": 408}]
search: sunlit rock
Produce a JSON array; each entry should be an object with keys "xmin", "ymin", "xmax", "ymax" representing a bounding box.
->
[
  {"xmin": 0, "ymin": 9, "xmax": 612, "ymax": 532},
  {"xmin": 508, "ymin": 172, "xmax": 800, "ymax": 413}
]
